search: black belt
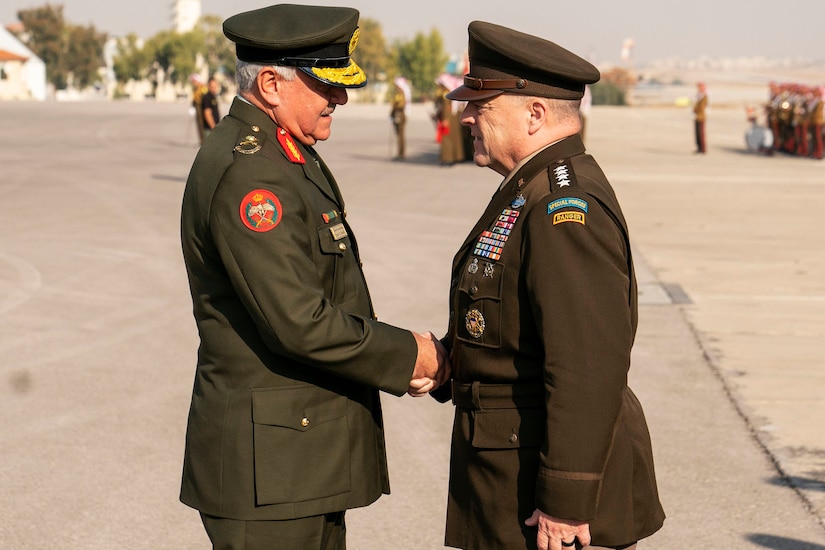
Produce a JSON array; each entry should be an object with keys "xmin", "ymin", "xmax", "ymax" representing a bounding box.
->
[{"xmin": 451, "ymin": 381, "xmax": 544, "ymax": 410}]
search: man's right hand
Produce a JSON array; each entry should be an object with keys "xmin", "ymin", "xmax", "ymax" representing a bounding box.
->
[{"xmin": 408, "ymin": 332, "xmax": 451, "ymax": 396}]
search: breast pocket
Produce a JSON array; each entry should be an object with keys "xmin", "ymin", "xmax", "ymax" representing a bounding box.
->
[
  {"xmin": 317, "ymin": 223, "xmax": 360, "ymax": 306},
  {"xmin": 251, "ymin": 386, "xmax": 351, "ymax": 506},
  {"xmin": 456, "ymin": 258, "xmax": 504, "ymax": 348}
]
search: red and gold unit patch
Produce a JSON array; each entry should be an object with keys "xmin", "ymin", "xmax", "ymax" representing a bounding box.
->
[
  {"xmin": 240, "ymin": 189, "xmax": 282, "ymax": 232},
  {"xmin": 552, "ymin": 211, "xmax": 585, "ymax": 226}
]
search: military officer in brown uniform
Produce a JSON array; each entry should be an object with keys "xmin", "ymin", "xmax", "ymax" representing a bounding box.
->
[
  {"xmin": 433, "ymin": 21, "xmax": 665, "ymax": 550},
  {"xmin": 179, "ymin": 5, "xmax": 448, "ymax": 549}
]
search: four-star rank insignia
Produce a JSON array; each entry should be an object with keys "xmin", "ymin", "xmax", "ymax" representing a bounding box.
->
[{"xmin": 240, "ymin": 189, "xmax": 282, "ymax": 232}]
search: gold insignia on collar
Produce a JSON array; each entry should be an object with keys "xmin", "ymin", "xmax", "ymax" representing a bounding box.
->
[{"xmin": 235, "ymin": 135, "xmax": 262, "ymax": 155}]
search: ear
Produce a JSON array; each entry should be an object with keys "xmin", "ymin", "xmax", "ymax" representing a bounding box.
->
[
  {"xmin": 255, "ymin": 66, "xmax": 281, "ymax": 106},
  {"xmin": 526, "ymin": 98, "xmax": 548, "ymax": 135}
]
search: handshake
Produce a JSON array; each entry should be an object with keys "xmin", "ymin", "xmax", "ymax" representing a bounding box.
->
[{"xmin": 408, "ymin": 331, "xmax": 451, "ymax": 397}]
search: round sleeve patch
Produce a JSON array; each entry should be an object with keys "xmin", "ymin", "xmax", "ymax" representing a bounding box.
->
[{"xmin": 240, "ymin": 189, "xmax": 282, "ymax": 232}]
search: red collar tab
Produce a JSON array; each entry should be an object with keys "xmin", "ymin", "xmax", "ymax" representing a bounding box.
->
[{"xmin": 276, "ymin": 128, "xmax": 306, "ymax": 164}]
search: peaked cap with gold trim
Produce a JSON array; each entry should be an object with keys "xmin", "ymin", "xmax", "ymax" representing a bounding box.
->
[
  {"xmin": 447, "ymin": 21, "xmax": 599, "ymax": 101},
  {"xmin": 223, "ymin": 4, "xmax": 367, "ymax": 88}
]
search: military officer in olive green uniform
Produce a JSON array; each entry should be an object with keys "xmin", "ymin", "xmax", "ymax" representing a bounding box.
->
[
  {"xmin": 432, "ymin": 21, "xmax": 665, "ymax": 550},
  {"xmin": 179, "ymin": 5, "xmax": 448, "ymax": 549}
]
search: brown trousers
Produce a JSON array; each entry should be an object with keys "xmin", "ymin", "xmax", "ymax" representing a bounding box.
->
[{"xmin": 200, "ymin": 511, "xmax": 345, "ymax": 550}]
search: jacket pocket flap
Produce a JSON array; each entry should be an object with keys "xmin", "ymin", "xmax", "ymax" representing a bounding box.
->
[
  {"xmin": 471, "ymin": 407, "xmax": 544, "ymax": 449},
  {"xmin": 252, "ymin": 386, "xmax": 347, "ymax": 432},
  {"xmin": 458, "ymin": 261, "xmax": 504, "ymax": 300},
  {"xmin": 318, "ymin": 224, "xmax": 350, "ymax": 255}
]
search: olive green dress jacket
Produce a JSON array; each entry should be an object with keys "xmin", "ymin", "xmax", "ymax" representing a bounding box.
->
[
  {"xmin": 179, "ymin": 98, "xmax": 417, "ymax": 521},
  {"xmin": 438, "ymin": 135, "xmax": 665, "ymax": 549}
]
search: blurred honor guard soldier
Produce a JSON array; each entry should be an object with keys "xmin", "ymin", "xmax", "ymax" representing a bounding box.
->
[
  {"xmin": 390, "ymin": 76, "xmax": 410, "ymax": 160},
  {"xmin": 179, "ymin": 5, "xmax": 448, "ymax": 549},
  {"xmin": 811, "ymin": 86, "xmax": 824, "ymax": 160},
  {"xmin": 693, "ymin": 82, "xmax": 708, "ymax": 153},
  {"xmin": 432, "ymin": 21, "xmax": 665, "ymax": 550}
]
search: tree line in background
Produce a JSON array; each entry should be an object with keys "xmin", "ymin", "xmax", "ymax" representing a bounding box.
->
[
  {"xmin": 13, "ymin": 4, "xmax": 106, "ymax": 90},
  {"xmin": 10, "ymin": 3, "xmax": 628, "ymax": 104}
]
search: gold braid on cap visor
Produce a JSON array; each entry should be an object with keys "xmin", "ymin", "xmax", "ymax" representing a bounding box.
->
[
  {"xmin": 308, "ymin": 60, "xmax": 366, "ymax": 86},
  {"xmin": 308, "ymin": 29, "xmax": 365, "ymax": 86}
]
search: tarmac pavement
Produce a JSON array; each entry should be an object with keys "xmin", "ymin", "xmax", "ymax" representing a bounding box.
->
[{"xmin": 0, "ymin": 98, "xmax": 823, "ymax": 549}]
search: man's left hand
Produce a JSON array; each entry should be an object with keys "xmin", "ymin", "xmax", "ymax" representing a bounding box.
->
[{"xmin": 524, "ymin": 508, "xmax": 591, "ymax": 550}]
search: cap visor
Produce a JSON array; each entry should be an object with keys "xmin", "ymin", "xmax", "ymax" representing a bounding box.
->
[
  {"xmin": 301, "ymin": 59, "xmax": 367, "ymax": 89},
  {"xmin": 446, "ymin": 85, "xmax": 504, "ymax": 101}
]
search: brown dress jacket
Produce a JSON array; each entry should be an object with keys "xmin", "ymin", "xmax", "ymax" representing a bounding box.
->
[
  {"xmin": 438, "ymin": 135, "xmax": 665, "ymax": 549},
  {"xmin": 179, "ymin": 98, "xmax": 417, "ymax": 521}
]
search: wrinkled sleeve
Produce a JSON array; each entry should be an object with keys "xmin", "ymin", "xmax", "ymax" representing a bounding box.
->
[
  {"xmin": 523, "ymin": 190, "xmax": 634, "ymax": 520},
  {"xmin": 208, "ymin": 158, "xmax": 416, "ymax": 396}
]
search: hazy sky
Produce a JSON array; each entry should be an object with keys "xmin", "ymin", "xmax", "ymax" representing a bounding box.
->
[{"xmin": 3, "ymin": 0, "xmax": 824, "ymax": 66}]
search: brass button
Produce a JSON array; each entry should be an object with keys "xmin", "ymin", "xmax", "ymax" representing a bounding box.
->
[
  {"xmin": 301, "ymin": 417, "xmax": 310, "ymax": 428},
  {"xmin": 251, "ymin": 125, "xmax": 260, "ymax": 132},
  {"xmin": 338, "ymin": 243, "xmax": 347, "ymax": 251},
  {"xmin": 469, "ymin": 285, "xmax": 478, "ymax": 296},
  {"xmin": 508, "ymin": 433, "xmax": 518, "ymax": 444}
]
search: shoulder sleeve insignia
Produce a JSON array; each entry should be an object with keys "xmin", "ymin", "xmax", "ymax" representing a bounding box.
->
[
  {"xmin": 547, "ymin": 197, "xmax": 589, "ymax": 214},
  {"xmin": 548, "ymin": 196, "xmax": 587, "ymax": 226},
  {"xmin": 276, "ymin": 128, "xmax": 306, "ymax": 164},
  {"xmin": 240, "ymin": 189, "xmax": 282, "ymax": 232},
  {"xmin": 552, "ymin": 211, "xmax": 586, "ymax": 226}
]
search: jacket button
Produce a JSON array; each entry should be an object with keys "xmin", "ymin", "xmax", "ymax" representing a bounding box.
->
[
  {"xmin": 469, "ymin": 285, "xmax": 478, "ymax": 296},
  {"xmin": 301, "ymin": 417, "xmax": 310, "ymax": 428},
  {"xmin": 338, "ymin": 243, "xmax": 347, "ymax": 251},
  {"xmin": 508, "ymin": 433, "xmax": 518, "ymax": 444}
]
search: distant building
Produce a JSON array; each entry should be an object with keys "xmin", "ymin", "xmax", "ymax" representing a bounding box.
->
[
  {"xmin": 174, "ymin": 0, "xmax": 201, "ymax": 34},
  {"xmin": 0, "ymin": 25, "xmax": 46, "ymax": 100}
]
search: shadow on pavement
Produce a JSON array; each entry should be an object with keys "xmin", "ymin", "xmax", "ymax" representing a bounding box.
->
[{"xmin": 747, "ymin": 533, "xmax": 825, "ymax": 549}]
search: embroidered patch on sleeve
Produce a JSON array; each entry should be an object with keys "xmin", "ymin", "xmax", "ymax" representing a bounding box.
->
[
  {"xmin": 552, "ymin": 211, "xmax": 586, "ymax": 226},
  {"xmin": 547, "ymin": 197, "xmax": 588, "ymax": 214},
  {"xmin": 240, "ymin": 189, "xmax": 282, "ymax": 232}
]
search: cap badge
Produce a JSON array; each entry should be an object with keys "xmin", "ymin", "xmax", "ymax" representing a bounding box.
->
[
  {"xmin": 235, "ymin": 135, "xmax": 262, "ymax": 155},
  {"xmin": 465, "ymin": 309, "xmax": 486, "ymax": 339},
  {"xmin": 277, "ymin": 128, "xmax": 305, "ymax": 164},
  {"xmin": 240, "ymin": 189, "xmax": 282, "ymax": 232},
  {"xmin": 348, "ymin": 28, "xmax": 359, "ymax": 55}
]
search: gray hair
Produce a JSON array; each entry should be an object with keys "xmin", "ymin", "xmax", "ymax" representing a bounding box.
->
[
  {"xmin": 552, "ymin": 98, "xmax": 584, "ymax": 123},
  {"xmin": 505, "ymin": 94, "xmax": 581, "ymax": 120},
  {"xmin": 235, "ymin": 61, "xmax": 297, "ymax": 92}
]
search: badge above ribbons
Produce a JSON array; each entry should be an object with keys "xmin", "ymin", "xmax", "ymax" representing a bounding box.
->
[{"xmin": 240, "ymin": 189, "xmax": 282, "ymax": 232}]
